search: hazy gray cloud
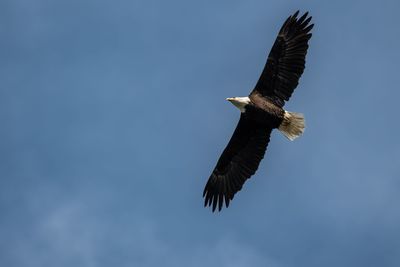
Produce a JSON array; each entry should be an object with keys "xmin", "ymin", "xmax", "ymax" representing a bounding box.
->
[{"xmin": 3, "ymin": 196, "xmax": 281, "ymax": 267}]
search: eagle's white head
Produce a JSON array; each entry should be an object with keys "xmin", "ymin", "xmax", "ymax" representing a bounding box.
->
[{"xmin": 226, "ymin": 97, "xmax": 251, "ymax": 112}]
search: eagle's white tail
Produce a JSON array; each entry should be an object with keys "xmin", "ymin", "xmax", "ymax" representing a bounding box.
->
[{"xmin": 278, "ymin": 111, "xmax": 305, "ymax": 141}]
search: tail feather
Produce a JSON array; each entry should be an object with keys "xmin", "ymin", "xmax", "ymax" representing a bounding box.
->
[{"xmin": 278, "ymin": 111, "xmax": 305, "ymax": 141}]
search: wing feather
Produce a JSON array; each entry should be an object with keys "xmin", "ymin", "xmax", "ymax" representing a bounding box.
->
[
  {"xmin": 250, "ymin": 11, "xmax": 313, "ymax": 107},
  {"xmin": 203, "ymin": 114, "xmax": 272, "ymax": 212}
]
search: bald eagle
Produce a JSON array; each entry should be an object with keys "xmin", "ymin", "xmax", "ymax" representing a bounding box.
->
[{"xmin": 203, "ymin": 11, "xmax": 313, "ymax": 212}]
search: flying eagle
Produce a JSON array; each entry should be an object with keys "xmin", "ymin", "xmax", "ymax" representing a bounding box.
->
[{"xmin": 203, "ymin": 11, "xmax": 313, "ymax": 212}]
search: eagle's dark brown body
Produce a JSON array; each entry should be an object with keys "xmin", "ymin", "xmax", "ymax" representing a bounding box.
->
[{"xmin": 247, "ymin": 92, "xmax": 285, "ymax": 128}]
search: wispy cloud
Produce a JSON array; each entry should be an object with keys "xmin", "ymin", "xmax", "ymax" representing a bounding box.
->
[{"xmin": 5, "ymin": 198, "xmax": 279, "ymax": 267}]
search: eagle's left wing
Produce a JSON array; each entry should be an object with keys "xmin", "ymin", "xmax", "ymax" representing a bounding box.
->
[{"xmin": 250, "ymin": 11, "xmax": 313, "ymax": 107}]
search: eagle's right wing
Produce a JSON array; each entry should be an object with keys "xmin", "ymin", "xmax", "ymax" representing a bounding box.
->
[{"xmin": 203, "ymin": 114, "xmax": 272, "ymax": 212}]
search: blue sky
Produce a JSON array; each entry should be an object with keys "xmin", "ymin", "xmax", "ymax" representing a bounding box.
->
[{"xmin": 1, "ymin": 0, "xmax": 400, "ymax": 266}]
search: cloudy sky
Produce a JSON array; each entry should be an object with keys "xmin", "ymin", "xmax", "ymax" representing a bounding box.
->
[{"xmin": 1, "ymin": 0, "xmax": 400, "ymax": 266}]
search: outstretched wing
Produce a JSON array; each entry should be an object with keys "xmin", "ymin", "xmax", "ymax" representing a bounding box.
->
[
  {"xmin": 250, "ymin": 11, "xmax": 313, "ymax": 107},
  {"xmin": 203, "ymin": 114, "xmax": 272, "ymax": 212}
]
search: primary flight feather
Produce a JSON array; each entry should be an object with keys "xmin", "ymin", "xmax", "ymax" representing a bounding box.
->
[{"xmin": 203, "ymin": 11, "xmax": 313, "ymax": 212}]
